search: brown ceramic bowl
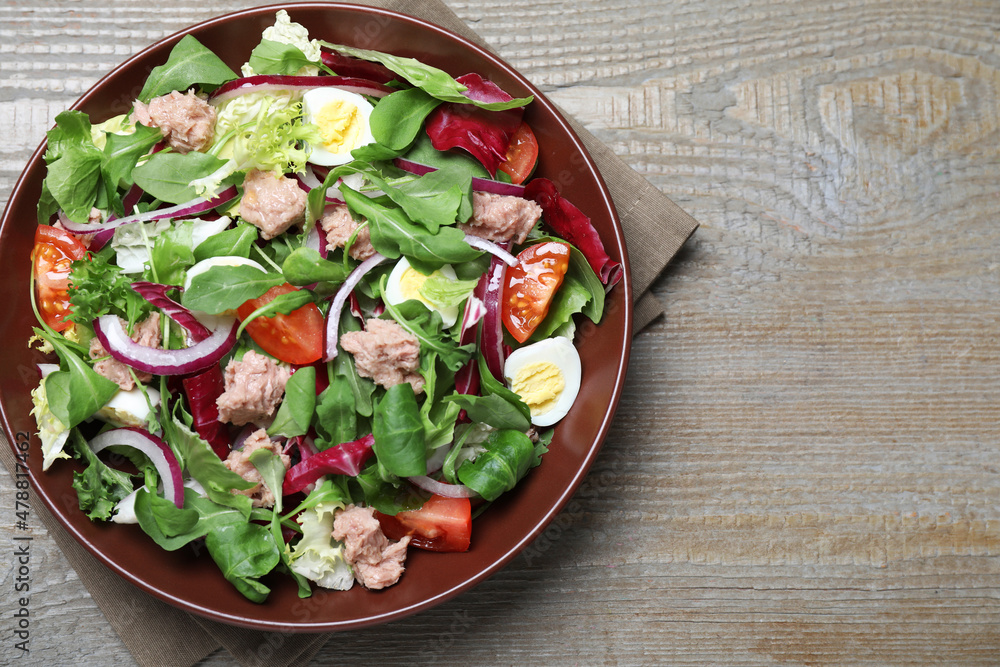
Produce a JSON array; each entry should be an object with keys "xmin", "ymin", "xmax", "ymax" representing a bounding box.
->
[{"xmin": 0, "ymin": 3, "xmax": 631, "ymax": 631}]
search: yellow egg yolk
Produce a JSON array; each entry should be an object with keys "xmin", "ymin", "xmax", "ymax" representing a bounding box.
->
[
  {"xmin": 399, "ymin": 267, "xmax": 430, "ymax": 302},
  {"xmin": 316, "ymin": 100, "xmax": 362, "ymax": 155},
  {"xmin": 510, "ymin": 362, "xmax": 565, "ymax": 416}
]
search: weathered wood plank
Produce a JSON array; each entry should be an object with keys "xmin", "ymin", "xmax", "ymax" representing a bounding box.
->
[{"xmin": 1, "ymin": 0, "xmax": 998, "ymax": 665}]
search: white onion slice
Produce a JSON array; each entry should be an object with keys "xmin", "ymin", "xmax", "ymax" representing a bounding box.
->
[
  {"xmin": 323, "ymin": 253, "xmax": 389, "ymax": 362},
  {"xmin": 463, "ymin": 234, "xmax": 519, "ymax": 266},
  {"xmin": 89, "ymin": 427, "xmax": 184, "ymax": 508},
  {"xmin": 93, "ymin": 313, "xmax": 237, "ymax": 376},
  {"xmin": 407, "ymin": 475, "xmax": 478, "ymax": 499}
]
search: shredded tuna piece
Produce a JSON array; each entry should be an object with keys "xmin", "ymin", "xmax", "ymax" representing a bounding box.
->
[
  {"xmin": 223, "ymin": 429, "xmax": 290, "ymax": 508},
  {"xmin": 458, "ymin": 191, "xmax": 542, "ymax": 245},
  {"xmin": 320, "ymin": 204, "xmax": 376, "ymax": 260},
  {"xmin": 339, "ymin": 318, "xmax": 424, "ymax": 394},
  {"xmin": 90, "ymin": 313, "xmax": 161, "ymax": 390},
  {"xmin": 132, "ymin": 90, "xmax": 216, "ymax": 154},
  {"xmin": 239, "ymin": 168, "xmax": 307, "ymax": 240},
  {"xmin": 216, "ymin": 350, "xmax": 291, "ymax": 426},
  {"xmin": 332, "ymin": 505, "xmax": 410, "ymax": 590}
]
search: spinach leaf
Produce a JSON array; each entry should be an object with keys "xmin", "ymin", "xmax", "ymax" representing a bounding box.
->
[
  {"xmin": 44, "ymin": 110, "xmax": 94, "ymax": 163},
  {"xmin": 314, "ymin": 377, "xmax": 357, "ymax": 450},
  {"xmin": 248, "ymin": 39, "xmax": 318, "ymax": 76},
  {"xmin": 267, "ymin": 366, "xmax": 316, "ymax": 439},
  {"xmin": 319, "ymin": 42, "xmax": 532, "ymax": 110},
  {"xmin": 132, "ymin": 151, "xmax": 229, "ymax": 204},
  {"xmin": 282, "ymin": 247, "xmax": 350, "ymax": 286},
  {"xmin": 136, "ymin": 488, "xmax": 271, "ymax": 551},
  {"xmin": 477, "ymin": 353, "xmax": 531, "ymax": 423},
  {"xmin": 205, "ymin": 522, "xmax": 281, "ymax": 603},
  {"xmin": 403, "ymin": 132, "xmax": 491, "ymax": 179},
  {"xmin": 46, "ymin": 145, "xmax": 103, "ymax": 223},
  {"xmin": 138, "ymin": 34, "xmax": 237, "ymax": 102},
  {"xmin": 193, "ymin": 223, "xmax": 259, "ymax": 261},
  {"xmin": 457, "ymin": 429, "xmax": 540, "ymax": 501},
  {"xmin": 372, "ymin": 383, "xmax": 425, "ymax": 477},
  {"xmin": 181, "ymin": 264, "xmax": 285, "ymax": 314},
  {"xmin": 69, "ymin": 431, "xmax": 135, "ymax": 521},
  {"xmin": 367, "ymin": 87, "xmax": 442, "ymax": 152},
  {"xmin": 352, "ymin": 461, "xmax": 424, "ymax": 515},
  {"xmin": 38, "ymin": 330, "xmax": 119, "ymax": 430},
  {"xmin": 360, "ymin": 164, "xmax": 471, "ymax": 233},
  {"xmin": 443, "ymin": 393, "xmax": 531, "ymax": 431}
]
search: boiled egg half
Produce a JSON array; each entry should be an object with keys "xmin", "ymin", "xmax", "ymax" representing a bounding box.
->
[
  {"xmin": 503, "ymin": 336, "xmax": 582, "ymax": 427},
  {"xmin": 384, "ymin": 257, "xmax": 462, "ymax": 328},
  {"xmin": 302, "ymin": 88, "xmax": 375, "ymax": 166}
]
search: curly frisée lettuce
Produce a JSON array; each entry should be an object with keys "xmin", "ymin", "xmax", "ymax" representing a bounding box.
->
[{"xmin": 27, "ymin": 9, "xmax": 615, "ymax": 605}]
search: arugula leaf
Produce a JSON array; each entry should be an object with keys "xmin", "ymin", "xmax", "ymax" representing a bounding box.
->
[
  {"xmin": 102, "ymin": 123, "xmax": 162, "ymax": 194},
  {"xmin": 359, "ymin": 164, "xmax": 471, "ymax": 233},
  {"xmin": 132, "ymin": 151, "xmax": 229, "ymax": 204},
  {"xmin": 205, "ymin": 522, "xmax": 281, "ymax": 603},
  {"xmin": 69, "ymin": 431, "xmax": 136, "ymax": 521},
  {"xmin": 281, "ymin": 247, "xmax": 350, "ymax": 286},
  {"xmin": 248, "ymin": 39, "xmax": 318, "ymax": 76},
  {"xmin": 457, "ymin": 429, "xmax": 540, "ymax": 501},
  {"xmin": 236, "ymin": 289, "xmax": 315, "ymax": 338},
  {"xmin": 443, "ymin": 393, "xmax": 531, "ymax": 431},
  {"xmin": 37, "ymin": 329, "xmax": 119, "ymax": 430},
  {"xmin": 372, "ymin": 383, "xmax": 426, "ymax": 477},
  {"xmin": 319, "ymin": 42, "xmax": 532, "ymax": 111},
  {"xmin": 340, "ymin": 186, "xmax": 480, "ymax": 270},
  {"xmin": 351, "ymin": 460, "xmax": 424, "ymax": 515},
  {"xmin": 138, "ymin": 34, "xmax": 237, "ymax": 102},
  {"xmin": 135, "ymin": 488, "xmax": 272, "ymax": 551},
  {"xmin": 193, "ymin": 223, "xmax": 259, "ymax": 261},
  {"xmin": 181, "ymin": 264, "xmax": 285, "ymax": 314},
  {"xmin": 267, "ymin": 366, "xmax": 316, "ymax": 439},
  {"xmin": 314, "ymin": 377, "xmax": 357, "ymax": 451}
]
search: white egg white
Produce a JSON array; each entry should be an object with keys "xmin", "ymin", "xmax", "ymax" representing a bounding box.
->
[
  {"xmin": 302, "ymin": 88, "xmax": 375, "ymax": 166},
  {"xmin": 96, "ymin": 385, "xmax": 162, "ymax": 428},
  {"xmin": 384, "ymin": 257, "xmax": 461, "ymax": 328},
  {"xmin": 503, "ymin": 337, "xmax": 582, "ymax": 427}
]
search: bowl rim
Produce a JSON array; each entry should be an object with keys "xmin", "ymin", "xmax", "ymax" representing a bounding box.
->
[{"xmin": 0, "ymin": 1, "xmax": 633, "ymax": 631}]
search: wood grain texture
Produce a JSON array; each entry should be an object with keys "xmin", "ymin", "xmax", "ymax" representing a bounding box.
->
[{"xmin": 2, "ymin": 0, "xmax": 999, "ymax": 664}]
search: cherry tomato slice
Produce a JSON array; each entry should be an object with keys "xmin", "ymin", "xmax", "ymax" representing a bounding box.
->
[
  {"xmin": 236, "ymin": 283, "xmax": 324, "ymax": 365},
  {"xmin": 33, "ymin": 225, "xmax": 87, "ymax": 332},
  {"xmin": 501, "ymin": 241, "xmax": 571, "ymax": 343},
  {"xmin": 376, "ymin": 494, "xmax": 472, "ymax": 552},
  {"xmin": 497, "ymin": 122, "xmax": 539, "ymax": 185}
]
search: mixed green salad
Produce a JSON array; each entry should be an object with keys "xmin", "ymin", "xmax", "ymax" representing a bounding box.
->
[{"xmin": 28, "ymin": 11, "xmax": 620, "ymax": 601}]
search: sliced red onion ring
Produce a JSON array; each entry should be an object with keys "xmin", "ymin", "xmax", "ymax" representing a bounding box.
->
[
  {"xmin": 463, "ymin": 234, "xmax": 519, "ymax": 266},
  {"xmin": 454, "ymin": 296, "xmax": 486, "ymax": 396},
  {"xmin": 93, "ymin": 313, "xmax": 237, "ymax": 376},
  {"xmin": 130, "ymin": 282, "xmax": 213, "ymax": 342},
  {"xmin": 88, "ymin": 184, "xmax": 146, "ymax": 251},
  {"xmin": 59, "ymin": 186, "xmax": 238, "ymax": 237},
  {"xmin": 323, "ymin": 252, "xmax": 389, "ymax": 362},
  {"xmin": 393, "ymin": 158, "xmax": 527, "ymax": 197},
  {"xmin": 478, "ymin": 248, "xmax": 510, "ymax": 382},
  {"xmin": 89, "ymin": 427, "xmax": 184, "ymax": 508},
  {"xmin": 208, "ymin": 75, "xmax": 394, "ymax": 104},
  {"xmin": 407, "ymin": 475, "xmax": 478, "ymax": 499}
]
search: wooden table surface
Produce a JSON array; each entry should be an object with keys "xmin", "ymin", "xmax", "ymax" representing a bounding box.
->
[{"xmin": 2, "ymin": 1, "xmax": 999, "ymax": 664}]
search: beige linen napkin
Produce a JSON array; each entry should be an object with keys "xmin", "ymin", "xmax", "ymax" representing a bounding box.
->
[{"xmin": 0, "ymin": 1, "xmax": 698, "ymax": 665}]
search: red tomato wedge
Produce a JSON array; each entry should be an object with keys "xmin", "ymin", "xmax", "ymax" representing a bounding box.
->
[
  {"xmin": 501, "ymin": 241, "xmax": 571, "ymax": 343},
  {"xmin": 376, "ymin": 494, "xmax": 472, "ymax": 552},
  {"xmin": 236, "ymin": 283, "xmax": 324, "ymax": 365},
  {"xmin": 497, "ymin": 122, "xmax": 538, "ymax": 185},
  {"xmin": 33, "ymin": 225, "xmax": 87, "ymax": 332}
]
